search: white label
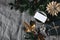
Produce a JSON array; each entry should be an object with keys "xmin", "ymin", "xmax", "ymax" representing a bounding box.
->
[{"xmin": 34, "ymin": 12, "xmax": 47, "ymax": 23}]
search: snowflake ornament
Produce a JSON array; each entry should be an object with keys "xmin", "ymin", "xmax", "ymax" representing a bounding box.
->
[{"xmin": 46, "ymin": 1, "xmax": 60, "ymax": 16}]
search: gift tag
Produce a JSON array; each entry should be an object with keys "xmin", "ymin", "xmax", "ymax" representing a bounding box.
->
[{"xmin": 34, "ymin": 11, "xmax": 47, "ymax": 23}]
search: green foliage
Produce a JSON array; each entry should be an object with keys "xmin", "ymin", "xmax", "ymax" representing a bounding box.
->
[
  {"xmin": 9, "ymin": 0, "xmax": 52, "ymax": 15},
  {"xmin": 25, "ymin": 32, "xmax": 37, "ymax": 40}
]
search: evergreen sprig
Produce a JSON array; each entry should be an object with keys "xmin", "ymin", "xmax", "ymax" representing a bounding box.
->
[{"xmin": 9, "ymin": 0, "xmax": 52, "ymax": 15}]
